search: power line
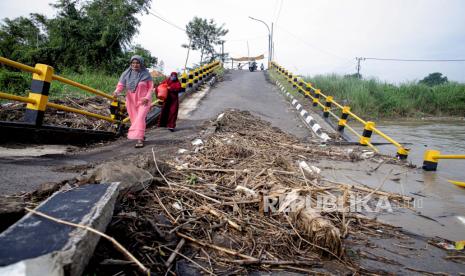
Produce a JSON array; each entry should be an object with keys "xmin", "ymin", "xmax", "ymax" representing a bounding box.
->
[
  {"xmin": 274, "ymin": 0, "xmax": 284, "ymax": 25},
  {"xmin": 363, "ymin": 57, "xmax": 465, "ymax": 62},
  {"xmin": 277, "ymin": 26, "xmax": 351, "ymax": 62},
  {"xmin": 227, "ymin": 35, "xmax": 268, "ymax": 42},
  {"xmin": 355, "ymin": 56, "xmax": 465, "ymax": 77},
  {"xmin": 148, "ymin": 11, "xmax": 185, "ymax": 32}
]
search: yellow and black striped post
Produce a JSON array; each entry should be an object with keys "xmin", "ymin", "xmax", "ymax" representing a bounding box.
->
[
  {"xmin": 337, "ymin": 106, "xmax": 350, "ymax": 131},
  {"xmin": 397, "ymin": 147, "xmax": 409, "ymax": 160},
  {"xmin": 313, "ymin": 89, "xmax": 320, "ymax": 107},
  {"xmin": 25, "ymin": 64, "xmax": 53, "ymax": 126},
  {"xmin": 110, "ymin": 98, "xmax": 123, "ymax": 129},
  {"xmin": 293, "ymin": 76, "xmax": 298, "ymax": 88},
  {"xmin": 304, "ymin": 83, "xmax": 312, "ymax": 99},
  {"xmin": 188, "ymin": 70, "xmax": 194, "ymax": 88},
  {"xmin": 422, "ymin": 150, "xmax": 440, "ymax": 171},
  {"xmin": 181, "ymin": 71, "xmax": 187, "ymax": 92},
  {"xmin": 323, "ymin": 96, "xmax": 333, "ymax": 118},
  {"xmin": 199, "ymin": 66, "xmax": 203, "ymax": 82},
  {"xmin": 359, "ymin": 121, "xmax": 375, "ymax": 146},
  {"xmin": 288, "ymin": 73, "xmax": 293, "ymax": 84},
  {"xmin": 297, "ymin": 78, "xmax": 304, "ymax": 95},
  {"xmin": 194, "ymin": 68, "xmax": 199, "ymax": 84}
]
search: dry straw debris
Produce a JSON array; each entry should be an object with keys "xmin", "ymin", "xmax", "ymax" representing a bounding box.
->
[{"xmin": 87, "ymin": 110, "xmax": 412, "ymax": 275}]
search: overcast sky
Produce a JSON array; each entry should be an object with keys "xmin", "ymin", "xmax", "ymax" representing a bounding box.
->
[{"xmin": 1, "ymin": 0, "xmax": 464, "ymax": 83}]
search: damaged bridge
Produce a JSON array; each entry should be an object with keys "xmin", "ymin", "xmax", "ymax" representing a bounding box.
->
[{"xmin": 1, "ymin": 68, "xmax": 464, "ymax": 275}]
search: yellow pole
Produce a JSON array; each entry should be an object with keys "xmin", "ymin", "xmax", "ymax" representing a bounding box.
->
[
  {"xmin": 46, "ymin": 102, "xmax": 116, "ymax": 123},
  {"xmin": 25, "ymin": 63, "xmax": 54, "ymax": 126},
  {"xmin": 337, "ymin": 106, "xmax": 350, "ymax": 132},
  {"xmin": 359, "ymin": 121, "xmax": 375, "ymax": 145},
  {"xmin": 0, "ymin": 92, "xmax": 36, "ymax": 104},
  {"xmin": 436, "ymin": 154, "xmax": 465, "ymax": 159},
  {"xmin": 0, "ymin": 57, "xmax": 42, "ymax": 75}
]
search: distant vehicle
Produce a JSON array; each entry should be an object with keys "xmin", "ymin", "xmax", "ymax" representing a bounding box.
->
[{"xmin": 249, "ymin": 61, "xmax": 257, "ymax": 72}]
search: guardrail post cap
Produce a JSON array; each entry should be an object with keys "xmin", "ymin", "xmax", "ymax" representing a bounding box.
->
[
  {"xmin": 365, "ymin": 121, "xmax": 376, "ymax": 129},
  {"xmin": 423, "ymin": 149, "xmax": 440, "ymax": 171},
  {"xmin": 34, "ymin": 64, "xmax": 54, "ymax": 82},
  {"xmin": 396, "ymin": 147, "xmax": 409, "ymax": 159}
]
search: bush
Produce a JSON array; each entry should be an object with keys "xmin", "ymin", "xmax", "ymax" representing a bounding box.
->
[
  {"xmin": 302, "ymin": 74, "xmax": 465, "ymax": 119},
  {"xmin": 0, "ymin": 69, "xmax": 30, "ymax": 96}
]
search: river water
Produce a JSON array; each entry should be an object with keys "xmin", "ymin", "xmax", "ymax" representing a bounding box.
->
[{"xmin": 351, "ymin": 120, "xmax": 465, "ymax": 241}]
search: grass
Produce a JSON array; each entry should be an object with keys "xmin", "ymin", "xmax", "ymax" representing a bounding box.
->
[
  {"xmin": 270, "ymin": 70, "xmax": 465, "ymax": 119},
  {"xmin": 0, "ymin": 68, "xmax": 118, "ymax": 100},
  {"xmin": 49, "ymin": 70, "xmax": 119, "ymax": 100},
  {"xmin": 0, "ymin": 69, "xmax": 171, "ymax": 102}
]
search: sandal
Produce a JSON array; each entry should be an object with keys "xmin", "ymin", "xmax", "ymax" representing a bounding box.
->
[{"xmin": 135, "ymin": 140, "xmax": 144, "ymax": 148}]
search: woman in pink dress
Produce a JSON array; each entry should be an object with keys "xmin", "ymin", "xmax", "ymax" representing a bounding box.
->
[{"xmin": 113, "ymin": 55, "xmax": 153, "ymax": 148}]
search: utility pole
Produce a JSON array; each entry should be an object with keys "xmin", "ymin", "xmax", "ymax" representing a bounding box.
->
[
  {"xmin": 248, "ymin": 16, "xmax": 271, "ymax": 64},
  {"xmin": 356, "ymin": 57, "xmax": 365, "ymax": 78},
  {"xmin": 271, "ymin": 23, "xmax": 274, "ymax": 61},
  {"xmin": 221, "ymin": 41, "xmax": 225, "ymax": 63}
]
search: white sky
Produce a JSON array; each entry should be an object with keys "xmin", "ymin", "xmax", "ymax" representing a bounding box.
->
[{"xmin": 1, "ymin": 0, "xmax": 465, "ymax": 83}]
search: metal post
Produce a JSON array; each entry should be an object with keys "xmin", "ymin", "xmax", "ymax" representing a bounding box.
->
[
  {"xmin": 248, "ymin": 16, "xmax": 271, "ymax": 65},
  {"xmin": 181, "ymin": 71, "xmax": 187, "ymax": 92},
  {"xmin": 323, "ymin": 96, "xmax": 333, "ymax": 118},
  {"xmin": 338, "ymin": 106, "xmax": 350, "ymax": 131},
  {"xmin": 360, "ymin": 121, "xmax": 375, "ymax": 146},
  {"xmin": 25, "ymin": 64, "xmax": 53, "ymax": 126},
  {"xmin": 271, "ymin": 23, "xmax": 274, "ymax": 61},
  {"xmin": 221, "ymin": 41, "xmax": 225, "ymax": 63},
  {"xmin": 313, "ymin": 89, "xmax": 320, "ymax": 107}
]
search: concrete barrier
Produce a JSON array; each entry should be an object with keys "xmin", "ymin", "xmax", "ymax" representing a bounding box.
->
[
  {"xmin": 275, "ymin": 80, "xmax": 331, "ymax": 142},
  {"xmin": 0, "ymin": 183, "xmax": 120, "ymax": 276}
]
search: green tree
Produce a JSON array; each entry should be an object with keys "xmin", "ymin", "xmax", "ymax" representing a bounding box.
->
[
  {"xmin": 0, "ymin": 15, "xmax": 48, "ymax": 65},
  {"xmin": 0, "ymin": 0, "xmax": 155, "ymax": 73},
  {"xmin": 184, "ymin": 17, "xmax": 228, "ymax": 64},
  {"xmin": 419, "ymin": 72, "xmax": 448, "ymax": 86}
]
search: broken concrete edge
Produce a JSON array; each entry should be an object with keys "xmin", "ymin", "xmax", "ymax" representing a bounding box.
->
[
  {"xmin": 274, "ymin": 80, "xmax": 331, "ymax": 142},
  {"xmin": 0, "ymin": 74, "xmax": 220, "ymax": 276},
  {"xmin": 0, "ymin": 182, "xmax": 120, "ymax": 276}
]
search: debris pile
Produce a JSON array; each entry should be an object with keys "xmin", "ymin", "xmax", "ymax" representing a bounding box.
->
[
  {"xmin": 0, "ymin": 97, "xmax": 115, "ymax": 131},
  {"xmin": 86, "ymin": 110, "xmax": 412, "ymax": 275}
]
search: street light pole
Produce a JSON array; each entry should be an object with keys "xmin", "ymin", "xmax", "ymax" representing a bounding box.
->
[{"xmin": 248, "ymin": 16, "xmax": 272, "ymax": 65}]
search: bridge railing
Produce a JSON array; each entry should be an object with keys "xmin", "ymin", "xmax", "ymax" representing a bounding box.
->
[
  {"xmin": 0, "ymin": 56, "xmax": 125, "ymax": 127},
  {"xmin": 270, "ymin": 61, "xmax": 409, "ymax": 159},
  {"xmin": 0, "ymin": 57, "xmax": 221, "ymax": 128}
]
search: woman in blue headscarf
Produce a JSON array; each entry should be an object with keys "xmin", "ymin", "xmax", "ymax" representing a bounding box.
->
[{"xmin": 113, "ymin": 55, "xmax": 153, "ymax": 148}]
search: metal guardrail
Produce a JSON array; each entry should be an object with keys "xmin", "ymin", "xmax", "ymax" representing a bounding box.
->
[
  {"xmin": 270, "ymin": 61, "xmax": 410, "ymax": 159},
  {"xmin": 422, "ymin": 149, "xmax": 465, "ymax": 171},
  {"xmin": 0, "ymin": 57, "xmax": 221, "ymax": 129}
]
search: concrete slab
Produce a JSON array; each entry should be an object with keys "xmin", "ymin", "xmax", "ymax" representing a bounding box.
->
[
  {"xmin": 0, "ymin": 145, "xmax": 77, "ymax": 158},
  {"xmin": 0, "ymin": 183, "xmax": 120, "ymax": 276}
]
